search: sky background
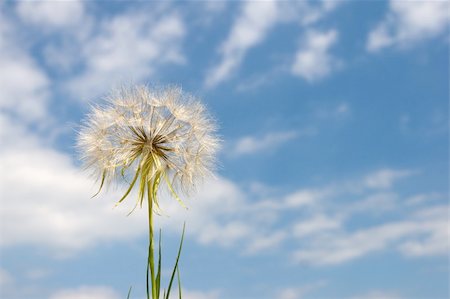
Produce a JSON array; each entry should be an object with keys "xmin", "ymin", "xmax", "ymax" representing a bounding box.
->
[{"xmin": 0, "ymin": 1, "xmax": 448, "ymax": 299}]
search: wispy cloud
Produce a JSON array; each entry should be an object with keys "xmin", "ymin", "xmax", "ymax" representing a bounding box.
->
[
  {"xmin": 67, "ymin": 8, "xmax": 186, "ymax": 100},
  {"xmin": 280, "ymin": 169, "xmax": 446, "ymax": 266},
  {"xmin": 49, "ymin": 286, "xmax": 120, "ymax": 299},
  {"xmin": 0, "ymin": 268, "xmax": 13, "ymax": 289},
  {"xmin": 367, "ymin": 0, "xmax": 449, "ymax": 52},
  {"xmin": 292, "ymin": 29, "xmax": 340, "ymax": 82},
  {"xmin": 14, "ymin": 2, "xmax": 186, "ymax": 101},
  {"xmin": 231, "ymin": 130, "xmax": 301, "ymax": 157},
  {"xmin": 160, "ymin": 165, "xmax": 446, "ymax": 264},
  {"xmin": 176, "ymin": 289, "xmax": 221, "ymax": 299},
  {"xmin": 276, "ymin": 281, "xmax": 327, "ymax": 299},
  {"xmin": 204, "ymin": 1, "xmax": 279, "ymax": 88},
  {"xmin": 350, "ymin": 290, "xmax": 403, "ymax": 299},
  {"xmin": 16, "ymin": 0, "xmax": 86, "ymax": 29},
  {"xmin": 315, "ymin": 102, "xmax": 351, "ymax": 120},
  {"xmin": 293, "ymin": 206, "xmax": 447, "ymax": 265},
  {"xmin": 363, "ymin": 169, "xmax": 416, "ymax": 189},
  {"xmin": 0, "ymin": 114, "xmax": 147, "ymax": 255},
  {"xmin": 0, "ymin": 13, "xmax": 50, "ymax": 123},
  {"xmin": 205, "ymin": 1, "xmax": 343, "ymax": 88},
  {"xmin": 292, "ymin": 215, "xmax": 341, "ymax": 238}
]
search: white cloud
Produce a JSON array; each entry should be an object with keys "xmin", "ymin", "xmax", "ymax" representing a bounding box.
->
[
  {"xmin": 15, "ymin": 1, "xmax": 93, "ymax": 74},
  {"xmin": 291, "ymin": 29, "xmax": 340, "ymax": 82},
  {"xmin": 276, "ymin": 281, "xmax": 326, "ymax": 299},
  {"xmin": 405, "ymin": 192, "xmax": 444, "ymax": 206},
  {"xmin": 343, "ymin": 192, "xmax": 398, "ymax": 215},
  {"xmin": 397, "ymin": 206, "xmax": 449, "ymax": 257},
  {"xmin": 14, "ymin": 2, "xmax": 186, "ymax": 101},
  {"xmin": 244, "ymin": 230, "xmax": 287, "ymax": 254},
  {"xmin": 25, "ymin": 268, "xmax": 52, "ymax": 281},
  {"xmin": 367, "ymin": 0, "xmax": 449, "ymax": 52},
  {"xmin": 172, "ymin": 289, "xmax": 221, "ymax": 299},
  {"xmin": 0, "ymin": 268, "xmax": 13, "ymax": 288},
  {"xmin": 202, "ymin": 1, "xmax": 227, "ymax": 14},
  {"xmin": 293, "ymin": 205, "xmax": 448, "ymax": 265},
  {"xmin": 16, "ymin": 0, "xmax": 85, "ymax": 28},
  {"xmin": 0, "ymin": 113, "xmax": 147, "ymax": 254},
  {"xmin": 231, "ymin": 130, "xmax": 299, "ymax": 156},
  {"xmin": 230, "ymin": 127, "xmax": 317, "ymax": 157},
  {"xmin": 274, "ymin": 168, "xmax": 447, "ymax": 266},
  {"xmin": 293, "ymin": 215, "xmax": 340, "ymax": 237},
  {"xmin": 364, "ymin": 169, "xmax": 416, "ymax": 189},
  {"xmin": 204, "ymin": 0, "xmax": 279, "ymax": 88},
  {"xmin": 205, "ymin": 1, "xmax": 343, "ymax": 88},
  {"xmin": 350, "ymin": 290, "xmax": 403, "ymax": 299},
  {"xmin": 0, "ymin": 14, "xmax": 50, "ymax": 123},
  {"xmin": 68, "ymin": 9, "xmax": 186, "ymax": 100},
  {"xmin": 315, "ymin": 102, "xmax": 351, "ymax": 120},
  {"xmin": 284, "ymin": 189, "xmax": 329, "ymax": 208},
  {"xmin": 278, "ymin": 288, "xmax": 301, "ymax": 299},
  {"xmin": 49, "ymin": 286, "xmax": 120, "ymax": 299},
  {"xmin": 156, "ymin": 175, "xmax": 286, "ymax": 255}
]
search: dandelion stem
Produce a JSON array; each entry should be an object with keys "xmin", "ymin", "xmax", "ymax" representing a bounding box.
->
[{"xmin": 147, "ymin": 179, "xmax": 157, "ymax": 299}]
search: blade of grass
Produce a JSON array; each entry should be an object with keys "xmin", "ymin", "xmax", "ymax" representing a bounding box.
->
[
  {"xmin": 177, "ymin": 266, "xmax": 182, "ymax": 299},
  {"xmin": 146, "ymin": 243, "xmax": 151, "ymax": 299},
  {"xmin": 163, "ymin": 172, "xmax": 187, "ymax": 209},
  {"xmin": 147, "ymin": 180, "xmax": 157, "ymax": 299},
  {"xmin": 127, "ymin": 286, "xmax": 133, "ymax": 299},
  {"xmin": 91, "ymin": 170, "xmax": 106, "ymax": 198},
  {"xmin": 156, "ymin": 229, "xmax": 162, "ymax": 299},
  {"xmin": 115, "ymin": 166, "xmax": 140, "ymax": 206},
  {"xmin": 165, "ymin": 223, "xmax": 185, "ymax": 299}
]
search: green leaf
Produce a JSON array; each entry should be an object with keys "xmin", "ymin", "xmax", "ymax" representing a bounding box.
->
[
  {"xmin": 146, "ymin": 243, "xmax": 151, "ymax": 299},
  {"xmin": 115, "ymin": 166, "xmax": 141, "ymax": 206},
  {"xmin": 151, "ymin": 172, "xmax": 161, "ymax": 207},
  {"xmin": 163, "ymin": 171, "xmax": 187, "ymax": 210},
  {"xmin": 156, "ymin": 229, "xmax": 162, "ymax": 299},
  {"xmin": 165, "ymin": 223, "xmax": 185, "ymax": 299},
  {"xmin": 91, "ymin": 170, "xmax": 106, "ymax": 198},
  {"xmin": 147, "ymin": 181, "xmax": 158, "ymax": 299},
  {"xmin": 177, "ymin": 266, "xmax": 182, "ymax": 299},
  {"xmin": 126, "ymin": 286, "xmax": 133, "ymax": 299}
]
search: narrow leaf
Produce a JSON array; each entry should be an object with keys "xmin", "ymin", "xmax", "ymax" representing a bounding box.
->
[
  {"xmin": 165, "ymin": 223, "xmax": 186, "ymax": 299},
  {"xmin": 147, "ymin": 181, "xmax": 157, "ymax": 299},
  {"xmin": 146, "ymin": 243, "xmax": 151, "ymax": 299},
  {"xmin": 126, "ymin": 286, "xmax": 133, "ymax": 299},
  {"xmin": 177, "ymin": 266, "xmax": 182, "ymax": 299},
  {"xmin": 156, "ymin": 229, "xmax": 162, "ymax": 299},
  {"xmin": 163, "ymin": 171, "xmax": 187, "ymax": 210},
  {"xmin": 115, "ymin": 166, "xmax": 140, "ymax": 206},
  {"xmin": 91, "ymin": 170, "xmax": 106, "ymax": 198}
]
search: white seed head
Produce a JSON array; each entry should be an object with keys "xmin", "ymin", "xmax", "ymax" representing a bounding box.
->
[{"xmin": 77, "ymin": 85, "xmax": 220, "ymax": 207}]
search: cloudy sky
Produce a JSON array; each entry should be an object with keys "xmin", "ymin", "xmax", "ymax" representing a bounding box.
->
[{"xmin": 0, "ymin": 1, "xmax": 448, "ymax": 299}]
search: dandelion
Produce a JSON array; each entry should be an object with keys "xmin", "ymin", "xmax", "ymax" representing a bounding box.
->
[{"xmin": 77, "ymin": 85, "xmax": 220, "ymax": 298}]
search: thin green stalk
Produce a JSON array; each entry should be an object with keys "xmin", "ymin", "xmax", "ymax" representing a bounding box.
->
[
  {"xmin": 177, "ymin": 266, "xmax": 182, "ymax": 299},
  {"xmin": 165, "ymin": 223, "xmax": 185, "ymax": 299},
  {"xmin": 147, "ymin": 180, "xmax": 157, "ymax": 299},
  {"xmin": 156, "ymin": 230, "xmax": 162, "ymax": 299},
  {"xmin": 126, "ymin": 286, "xmax": 133, "ymax": 299}
]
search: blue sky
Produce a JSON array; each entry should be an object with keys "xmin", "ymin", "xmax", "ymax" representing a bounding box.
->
[{"xmin": 0, "ymin": 1, "xmax": 448, "ymax": 299}]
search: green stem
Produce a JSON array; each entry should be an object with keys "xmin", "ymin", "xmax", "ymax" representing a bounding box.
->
[{"xmin": 148, "ymin": 181, "xmax": 157, "ymax": 299}]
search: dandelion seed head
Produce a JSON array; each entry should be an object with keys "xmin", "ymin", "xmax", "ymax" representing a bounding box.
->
[{"xmin": 77, "ymin": 85, "xmax": 220, "ymax": 207}]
